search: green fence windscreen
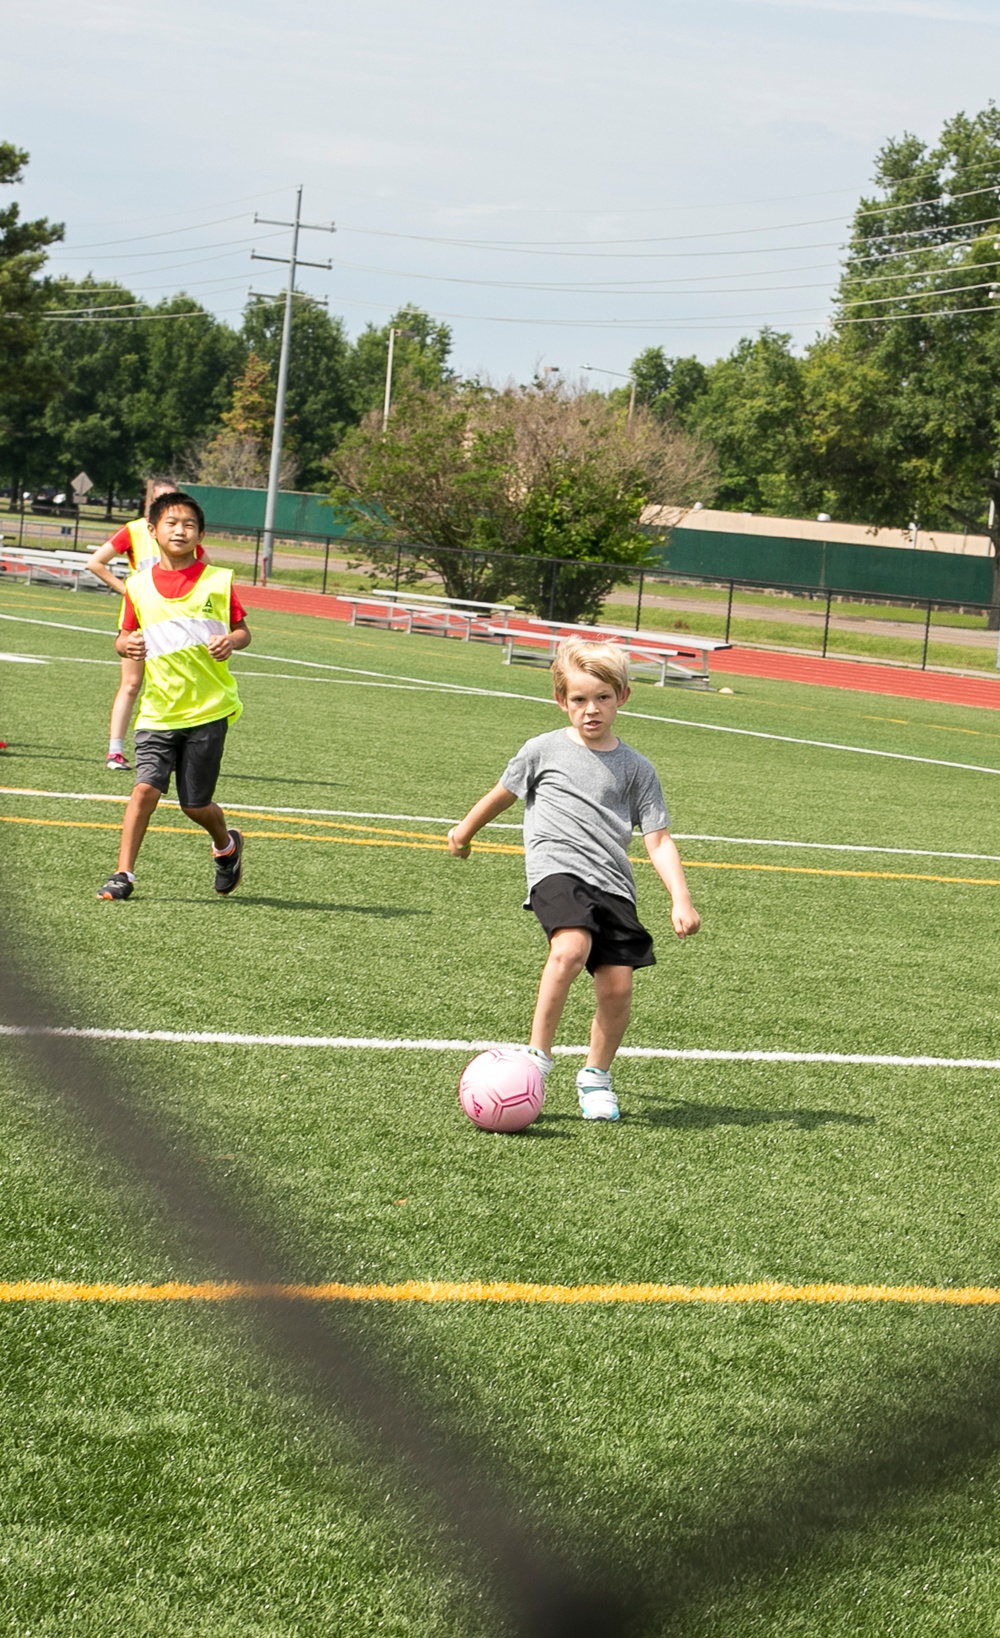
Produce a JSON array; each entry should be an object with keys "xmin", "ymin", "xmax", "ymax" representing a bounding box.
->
[
  {"xmin": 184, "ymin": 486, "xmax": 344, "ymax": 538},
  {"xmin": 657, "ymin": 526, "xmax": 993, "ymax": 604}
]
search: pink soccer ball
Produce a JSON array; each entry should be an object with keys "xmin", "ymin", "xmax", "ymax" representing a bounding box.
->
[{"xmin": 458, "ymin": 1049, "xmax": 546, "ymax": 1133}]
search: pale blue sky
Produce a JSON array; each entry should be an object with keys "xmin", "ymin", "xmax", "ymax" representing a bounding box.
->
[{"xmin": 6, "ymin": 0, "xmax": 1000, "ymax": 381}]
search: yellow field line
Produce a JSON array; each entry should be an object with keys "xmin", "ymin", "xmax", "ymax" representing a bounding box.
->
[
  {"xmin": 679, "ymin": 859, "xmax": 1000, "ymax": 887},
  {"xmin": 0, "ymin": 1279, "xmax": 998, "ymax": 1306},
  {"xmin": 3, "ymin": 811, "xmax": 1000, "ymax": 882}
]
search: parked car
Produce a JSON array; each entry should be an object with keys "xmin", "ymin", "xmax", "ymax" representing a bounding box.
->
[{"xmin": 30, "ymin": 488, "xmax": 79, "ymax": 517}]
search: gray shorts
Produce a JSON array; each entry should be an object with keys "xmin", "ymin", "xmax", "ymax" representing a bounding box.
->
[{"xmin": 134, "ymin": 717, "xmax": 228, "ymax": 808}]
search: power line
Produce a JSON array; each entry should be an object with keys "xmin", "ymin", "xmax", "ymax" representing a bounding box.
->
[
  {"xmin": 335, "ymin": 191, "xmax": 1000, "ymax": 254},
  {"xmin": 326, "ymin": 253, "xmax": 1000, "ymax": 299},
  {"xmin": 46, "ymin": 186, "xmax": 293, "ymax": 243},
  {"xmin": 47, "ymin": 230, "xmax": 286, "ymax": 265},
  {"xmin": 297, "ymin": 288, "xmax": 1000, "ymax": 333},
  {"xmin": 333, "ymin": 221, "xmax": 1000, "ymax": 263},
  {"xmin": 41, "ymin": 300, "xmax": 248, "ymax": 324}
]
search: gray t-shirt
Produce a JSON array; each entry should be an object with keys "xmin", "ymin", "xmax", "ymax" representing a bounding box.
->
[{"xmin": 501, "ymin": 728, "xmax": 670, "ymax": 904}]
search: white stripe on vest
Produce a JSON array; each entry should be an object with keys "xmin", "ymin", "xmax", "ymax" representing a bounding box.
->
[{"xmin": 142, "ymin": 615, "xmax": 228, "ymax": 659}]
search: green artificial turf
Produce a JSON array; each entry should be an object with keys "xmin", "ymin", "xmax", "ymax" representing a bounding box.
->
[{"xmin": 3, "ymin": 579, "xmax": 1000, "ymax": 1633}]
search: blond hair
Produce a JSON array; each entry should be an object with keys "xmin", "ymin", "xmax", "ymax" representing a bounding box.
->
[{"xmin": 551, "ymin": 637, "xmax": 630, "ymax": 700}]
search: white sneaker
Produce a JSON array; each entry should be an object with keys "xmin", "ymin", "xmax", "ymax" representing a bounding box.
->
[
  {"xmin": 522, "ymin": 1046, "xmax": 554, "ymax": 1078},
  {"xmin": 576, "ymin": 1066, "xmax": 619, "ymax": 1121}
]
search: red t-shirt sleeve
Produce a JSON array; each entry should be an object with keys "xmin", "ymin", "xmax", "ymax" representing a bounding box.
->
[
  {"xmin": 120, "ymin": 588, "xmax": 139, "ymax": 632},
  {"xmin": 106, "ymin": 525, "xmax": 133, "ymax": 557},
  {"xmin": 230, "ymin": 585, "xmax": 246, "ymax": 626}
]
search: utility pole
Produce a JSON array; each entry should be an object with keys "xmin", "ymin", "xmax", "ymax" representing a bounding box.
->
[{"xmin": 251, "ymin": 188, "xmax": 335, "ymax": 582}]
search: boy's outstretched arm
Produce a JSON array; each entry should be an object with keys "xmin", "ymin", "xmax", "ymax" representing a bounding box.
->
[
  {"xmin": 644, "ymin": 828, "xmax": 701, "ymax": 938},
  {"xmin": 447, "ymin": 783, "xmax": 517, "ymax": 858}
]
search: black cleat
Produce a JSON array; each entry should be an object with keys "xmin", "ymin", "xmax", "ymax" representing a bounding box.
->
[
  {"xmin": 97, "ymin": 872, "xmax": 134, "ymax": 901},
  {"xmin": 214, "ymin": 829, "xmax": 243, "ymax": 895}
]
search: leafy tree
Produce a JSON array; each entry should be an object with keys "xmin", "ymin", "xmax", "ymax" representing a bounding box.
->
[
  {"xmin": 331, "ymin": 382, "xmax": 714, "ymax": 620},
  {"xmin": 0, "ymin": 143, "xmax": 63, "ymax": 489},
  {"xmin": 808, "ymin": 104, "xmax": 1000, "ymax": 540},
  {"xmin": 240, "ymin": 297, "xmax": 352, "ymax": 488},
  {"xmin": 196, "ymin": 352, "xmax": 292, "ymax": 487},
  {"xmin": 18, "ymin": 279, "xmax": 149, "ymax": 511},
  {"xmin": 680, "ymin": 330, "xmax": 813, "ymax": 515},
  {"xmin": 5, "ymin": 277, "xmax": 241, "ymax": 509},
  {"xmin": 133, "ymin": 295, "xmax": 241, "ymax": 476},
  {"xmin": 0, "ymin": 143, "xmax": 63, "ymax": 397},
  {"xmin": 631, "ymin": 347, "xmax": 708, "ymax": 424},
  {"xmin": 346, "ymin": 305, "xmax": 454, "ymax": 423}
]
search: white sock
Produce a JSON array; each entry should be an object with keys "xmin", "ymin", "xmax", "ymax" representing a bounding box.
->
[
  {"xmin": 212, "ymin": 834, "xmax": 235, "ymax": 858},
  {"xmin": 108, "ymin": 738, "xmax": 125, "ymax": 755},
  {"xmin": 525, "ymin": 1046, "xmax": 554, "ymax": 1076}
]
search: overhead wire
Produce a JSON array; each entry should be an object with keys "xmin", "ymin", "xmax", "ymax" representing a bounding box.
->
[
  {"xmin": 326, "ymin": 252, "xmax": 1000, "ymax": 299},
  {"xmin": 31, "ymin": 173, "xmax": 1000, "ymax": 338},
  {"xmin": 333, "ymin": 190, "xmax": 1000, "ymax": 253},
  {"xmin": 47, "ymin": 229, "xmax": 285, "ymax": 264}
]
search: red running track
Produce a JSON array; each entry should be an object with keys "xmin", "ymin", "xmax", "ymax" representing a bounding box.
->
[{"xmin": 238, "ymin": 583, "xmax": 1000, "ymax": 712}]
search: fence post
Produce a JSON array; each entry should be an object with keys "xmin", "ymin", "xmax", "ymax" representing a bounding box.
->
[
  {"xmin": 322, "ymin": 537, "xmax": 331, "ymax": 596},
  {"xmin": 921, "ymin": 601, "xmax": 933, "ymax": 670},
  {"xmin": 548, "ymin": 559, "xmax": 559, "ymax": 620},
  {"xmin": 821, "ymin": 589, "xmax": 833, "ymax": 658},
  {"xmin": 18, "ymin": 496, "xmax": 25, "ymax": 547},
  {"xmin": 725, "ymin": 580, "xmax": 734, "ymax": 642},
  {"xmin": 394, "ymin": 542, "xmax": 402, "ymax": 591},
  {"xmin": 253, "ymin": 531, "xmax": 260, "ymax": 587},
  {"xmin": 635, "ymin": 570, "xmax": 644, "ymax": 631},
  {"xmin": 73, "ymin": 510, "xmax": 80, "ymax": 550}
]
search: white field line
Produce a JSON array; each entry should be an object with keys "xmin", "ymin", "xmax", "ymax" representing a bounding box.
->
[
  {"xmin": 235, "ymin": 670, "xmax": 466, "ymax": 695},
  {"xmin": 3, "ymin": 786, "xmax": 1000, "ymax": 862},
  {"xmin": 0, "ymin": 785, "xmax": 524, "ymax": 828},
  {"xmin": 0, "ymin": 652, "xmax": 47, "ymax": 664},
  {"xmin": 18, "ymin": 653, "xmax": 116, "ymax": 667},
  {"xmin": 5, "ymin": 609, "xmax": 1000, "ymax": 778},
  {"xmin": 1, "ymin": 1024, "xmax": 998, "ymax": 1071},
  {"xmin": 0, "ymin": 611, "xmax": 116, "ymax": 637}
]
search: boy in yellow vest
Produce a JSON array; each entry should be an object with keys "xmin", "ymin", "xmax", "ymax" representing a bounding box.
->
[
  {"xmin": 97, "ymin": 491, "xmax": 250, "ymax": 901},
  {"xmin": 86, "ymin": 477, "xmax": 208, "ymax": 771}
]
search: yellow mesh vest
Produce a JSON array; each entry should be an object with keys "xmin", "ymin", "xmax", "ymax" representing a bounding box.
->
[
  {"xmin": 126, "ymin": 565, "xmax": 243, "ymax": 731},
  {"xmin": 125, "ymin": 518, "xmax": 159, "ymax": 573}
]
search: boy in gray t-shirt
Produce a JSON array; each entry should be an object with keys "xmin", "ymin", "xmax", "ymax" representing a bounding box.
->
[{"xmin": 448, "ymin": 638, "xmax": 700, "ymax": 1121}]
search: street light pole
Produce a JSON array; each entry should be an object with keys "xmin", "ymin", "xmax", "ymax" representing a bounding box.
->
[
  {"xmin": 581, "ymin": 363, "xmax": 636, "ymax": 423},
  {"xmin": 382, "ymin": 327, "xmax": 399, "ymax": 433},
  {"xmin": 251, "ymin": 189, "xmax": 335, "ymax": 582}
]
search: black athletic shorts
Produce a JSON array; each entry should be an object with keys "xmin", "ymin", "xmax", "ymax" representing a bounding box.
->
[
  {"xmin": 133, "ymin": 717, "xmax": 228, "ymax": 808},
  {"xmin": 528, "ymin": 873, "xmax": 656, "ymax": 973}
]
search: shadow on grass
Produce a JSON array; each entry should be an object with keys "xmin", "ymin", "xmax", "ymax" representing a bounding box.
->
[
  {"xmin": 221, "ymin": 772, "xmax": 347, "ymax": 790},
  {"xmin": 634, "ymin": 1100, "xmax": 875, "ymax": 1131},
  {"xmin": 156, "ymin": 895, "xmax": 426, "ymax": 917},
  {"xmin": 607, "ymin": 1325, "xmax": 1000, "ymax": 1635},
  {"xmin": 1, "ymin": 745, "xmax": 100, "ymax": 764}
]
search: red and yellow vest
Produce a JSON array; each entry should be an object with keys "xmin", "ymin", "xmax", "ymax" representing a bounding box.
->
[{"xmin": 125, "ymin": 565, "xmax": 243, "ymax": 731}]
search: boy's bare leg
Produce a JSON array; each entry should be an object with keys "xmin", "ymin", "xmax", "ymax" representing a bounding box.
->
[
  {"xmin": 116, "ymin": 783, "xmax": 162, "ymax": 872},
  {"xmin": 109, "ymin": 658, "xmax": 144, "ymax": 744},
  {"xmin": 181, "ymin": 802, "xmax": 233, "ymax": 851},
  {"xmin": 587, "ymin": 963, "xmax": 634, "ymax": 1072},
  {"xmin": 529, "ymin": 927, "xmax": 592, "ymax": 1057}
]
